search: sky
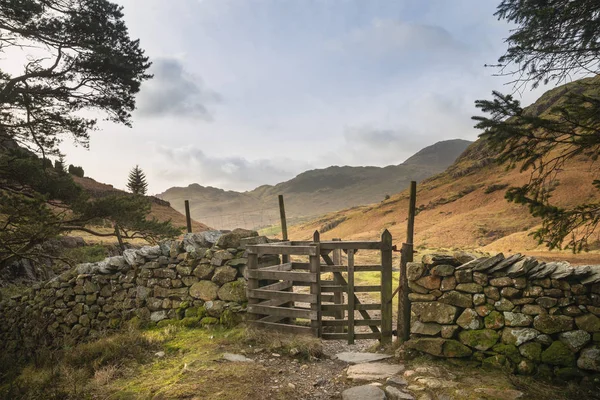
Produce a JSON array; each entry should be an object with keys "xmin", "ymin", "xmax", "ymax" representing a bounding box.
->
[{"xmin": 53, "ymin": 0, "xmax": 552, "ymax": 194}]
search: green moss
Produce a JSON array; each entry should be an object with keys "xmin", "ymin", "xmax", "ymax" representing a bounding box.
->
[
  {"xmin": 482, "ymin": 354, "xmax": 508, "ymax": 369},
  {"xmin": 220, "ymin": 310, "xmax": 241, "ymax": 328},
  {"xmin": 519, "ymin": 342, "xmax": 542, "ymax": 362},
  {"xmin": 156, "ymin": 319, "xmax": 178, "ymax": 328},
  {"xmin": 541, "ymin": 341, "xmax": 575, "ymax": 367},
  {"xmin": 178, "ymin": 317, "xmax": 201, "ymax": 328},
  {"xmin": 200, "ymin": 317, "xmax": 219, "ymax": 326},
  {"xmin": 555, "ymin": 367, "xmax": 584, "ymax": 381},
  {"xmin": 458, "ymin": 329, "xmax": 499, "ymax": 351},
  {"xmin": 443, "ymin": 340, "xmax": 472, "ymax": 358},
  {"xmin": 492, "ymin": 344, "xmax": 522, "ymax": 364},
  {"xmin": 184, "ymin": 306, "xmax": 206, "ymax": 319}
]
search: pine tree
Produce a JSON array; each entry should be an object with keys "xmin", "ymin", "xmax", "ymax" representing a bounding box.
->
[
  {"xmin": 473, "ymin": 0, "xmax": 600, "ymax": 252},
  {"xmin": 127, "ymin": 165, "xmax": 148, "ymax": 195}
]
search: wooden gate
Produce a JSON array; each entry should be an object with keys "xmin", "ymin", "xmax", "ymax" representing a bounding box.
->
[{"xmin": 245, "ymin": 230, "xmax": 393, "ymax": 344}]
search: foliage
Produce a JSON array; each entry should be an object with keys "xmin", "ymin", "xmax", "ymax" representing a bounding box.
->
[
  {"xmin": 473, "ymin": 0, "xmax": 600, "ymax": 252},
  {"xmin": 127, "ymin": 165, "xmax": 148, "ymax": 195},
  {"xmin": 0, "ymin": 0, "xmax": 161, "ymax": 272},
  {"xmin": 67, "ymin": 164, "xmax": 84, "ymax": 178}
]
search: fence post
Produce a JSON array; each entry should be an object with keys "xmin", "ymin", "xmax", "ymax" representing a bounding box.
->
[
  {"xmin": 332, "ymin": 238, "xmax": 344, "ymax": 333},
  {"xmin": 381, "ymin": 229, "xmax": 393, "ymax": 345},
  {"xmin": 397, "ymin": 181, "xmax": 417, "ymax": 342},
  {"xmin": 347, "ymin": 248, "xmax": 355, "ymax": 344},
  {"xmin": 246, "ymin": 250, "xmax": 259, "ymax": 321},
  {"xmin": 184, "ymin": 200, "xmax": 192, "ymax": 233},
  {"xmin": 279, "ymin": 195, "xmax": 289, "ymax": 264},
  {"xmin": 310, "ymin": 231, "xmax": 322, "ymax": 337}
]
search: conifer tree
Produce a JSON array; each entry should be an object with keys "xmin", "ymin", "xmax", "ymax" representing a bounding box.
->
[{"xmin": 127, "ymin": 165, "xmax": 148, "ymax": 195}]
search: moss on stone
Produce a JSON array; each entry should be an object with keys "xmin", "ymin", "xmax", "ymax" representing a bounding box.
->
[
  {"xmin": 178, "ymin": 317, "xmax": 201, "ymax": 328},
  {"xmin": 200, "ymin": 317, "xmax": 219, "ymax": 326},
  {"xmin": 541, "ymin": 341, "xmax": 575, "ymax": 367},
  {"xmin": 156, "ymin": 319, "xmax": 178, "ymax": 328},
  {"xmin": 219, "ymin": 309, "xmax": 241, "ymax": 328},
  {"xmin": 492, "ymin": 343, "xmax": 522, "ymax": 364},
  {"xmin": 519, "ymin": 341, "xmax": 542, "ymax": 362},
  {"xmin": 458, "ymin": 329, "xmax": 499, "ymax": 351},
  {"xmin": 443, "ymin": 339, "xmax": 472, "ymax": 358}
]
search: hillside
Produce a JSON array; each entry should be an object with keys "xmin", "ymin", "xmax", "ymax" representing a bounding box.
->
[
  {"xmin": 158, "ymin": 139, "xmax": 472, "ymax": 230},
  {"xmin": 72, "ymin": 176, "xmax": 209, "ymax": 234},
  {"xmin": 288, "ymin": 78, "xmax": 600, "ymax": 261}
]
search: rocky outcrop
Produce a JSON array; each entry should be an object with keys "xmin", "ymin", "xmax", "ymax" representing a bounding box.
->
[{"xmin": 405, "ymin": 253, "xmax": 600, "ymax": 380}]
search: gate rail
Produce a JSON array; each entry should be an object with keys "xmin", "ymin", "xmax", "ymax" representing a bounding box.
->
[{"xmin": 246, "ymin": 230, "xmax": 393, "ymax": 345}]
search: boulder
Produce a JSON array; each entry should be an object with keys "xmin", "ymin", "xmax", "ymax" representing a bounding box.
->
[
  {"xmin": 216, "ymin": 229, "xmax": 258, "ymax": 249},
  {"xmin": 211, "ymin": 250, "xmax": 234, "ymax": 266},
  {"xmin": 183, "ymin": 230, "xmax": 223, "ymax": 249},
  {"xmin": 217, "ymin": 279, "xmax": 247, "ymax": 302},
  {"xmin": 456, "ymin": 308, "xmax": 482, "ymax": 330},
  {"xmin": 541, "ymin": 341, "xmax": 575, "ymax": 366},
  {"xmin": 411, "ymin": 302, "xmax": 458, "ymax": 324},
  {"xmin": 189, "ymin": 281, "xmax": 219, "ymax": 301},
  {"xmin": 193, "ymin": 264, "xmax": 215, "ymax": 280},
  {"xmin": 212, "ymin": 266, "xmax": 237, "ymax": 285},
  {"xmin": 431, "ymin": 264, "xmax": 455, "ymax": 276},
  {"xmin": 438, "ymin": 291, "xmax": 472, "ymax": 308},
  {"xmin": 139, "ymin": 245, "xmax": 161, "ymax": 258},
  {"xmin": 346, "ymin": 362, "xmax": 404, "ymax": 381},
  {"xmin": 559, "ymin": 330, "xmax": 591, "ymax": 352},
  {"xmin": 458, "ymin": 329, "xmax": 499, "ymax": 351},
  {"xmin": 502, "ymin": 328, "xmax": 540, "ymax": 346},
  {"xmin": 533, "ymin": 315, "xmax": 574, "ymax": 334},
  {"xmin": 406, "ymin": 262, "xmax": 426, "ymax": 281},
  {"xmin": 342, "ymin": 385, "xmax": 386, "ymax": 400},
  {"xmin": 410, "ymin": 321, "xmax": 442, "ymax": 336},
  {"xmin": 577, "ymin": 346, "xmax": 600, "ymax": 372},
  {"xmin": 575, "ymin": 313, "xmax": 600, "ymax": 332},
  {"xmin": 484, "ymin": 311, "xmax": 505, "ymax": 329}
]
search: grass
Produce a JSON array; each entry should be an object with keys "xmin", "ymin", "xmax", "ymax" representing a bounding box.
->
[{"xmin": 0, "ymin": 324, "xmax": 325, "ymax": 400}]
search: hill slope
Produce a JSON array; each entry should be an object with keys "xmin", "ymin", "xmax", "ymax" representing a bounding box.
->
[
  {"xmin": 288, "ymin": 78, "xmax": 600, "ymax": 259},
  {"xmin": 158, "ymin": 139, "xmax": 472, "ymax": 230},
  {"xmin": 72, "ymin": 176, "xmax": 209, "ymax": 233}
]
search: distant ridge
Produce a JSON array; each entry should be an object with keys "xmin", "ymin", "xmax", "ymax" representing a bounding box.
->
[{"xmin": 158, "ymin": 139, "xmax": 472, "ymax": 230}]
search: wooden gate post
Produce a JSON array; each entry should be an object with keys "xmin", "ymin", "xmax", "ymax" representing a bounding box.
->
[
  {"xmin": 347, "ymin": 248, "xmax": 355, "ymax": 344},
  {"xmin": 310, "ymin": 231, "xmax": 322, "ymax": 337},
  {"xmin": 184, "ymin": 200, "xmax": 192, "ymax": 233},
  {"xmin": 397, "ymin": 181, "xmax": 417, "ymax": 342},
  {"xmin": 381, "ymin": 229, "xmax": 393, "ymax": 345},
  {"xmin": 332, "ymin": 238, "xmax": 344, "ymax": 333},
  {"xmin": 246, "ymin": 251, "xmax": 259, "ymax": 321}
]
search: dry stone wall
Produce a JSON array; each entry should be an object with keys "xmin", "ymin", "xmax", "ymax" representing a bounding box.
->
[
  {"xmin": 405, "ymin": 253, "xmax": 600, "ymax": 380},
  {"xmin": 0, "ymin": 229, "xmax": 277, "ymax": 356}
]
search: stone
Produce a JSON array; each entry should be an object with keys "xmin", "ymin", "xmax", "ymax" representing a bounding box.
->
[
  {"xmin": 559, "ymin": 330, "xmax": 591, "ymax": 352},
  {"xmin": 205, "ymin": 300, "xmax": 226, "ymax": 317},
  {"xmin": 211, "ymin": 266, "xmax": 237, "ymax": 285},
  {"xmin": 473, "ymin": 293, "xmax": 486, "ymax": 306},
  {"xmin": 431, "ymin": 264, "xmax": 455, "ymax": 277},
  {"xmin": 239, "ymin": 235, "xmax": 268, "ymax": 248},
  {"xmin": 533, "ymin": 315, "xmax": 574, "ymax": 334},
  {"xmin": 506, "ymin": 257, "xmax": 537, "ymax": 278},
  {"xmin": 519, "ymin": 341, "xmax": 542, "ymax": 362},
  {"xmin": 455, "ymin": 283, "xmax": 483, "ymax": 294},
  {"xmin": 458, "ymin": 329, "xmax": 499, "ymax": 351},
  {"xmin": 438, "ymin": 291, "xmax": 472, "ymax": 308},
  {"xmin": 504, "ymin": 312, "xmax": 532, "ymax": 327},
  {"xmin": 536, "ymin": 296, "xmax": 558, "ymax": 308},
  {"xmin": 184, "ymin": 230, "xmax": 223, "ymax": 248},
  {"xmin": 408, "ymin": 281, "xmax": 429, "ymax": 294},
  {"xmin": 189, "ymin": 281, "xmax": 219, "ymax": 301},
  {"xmin": 423, "ymin": 254, "xmax": 461, "ymax": 267},
  {"xmin": 342, "ymin": 385, "xmax": 387, "ymax": 400},
  {"xmin": 544, "ymin": 288, "xmax": 563, "ymax": 298},
  {"xmin": 341, "ymin": 386, "xmax": 388, "ymax": 400},
  {"xmin": 475, "ymin": 304, "xmax": 495, "ymax": 317},
  {"xmin": 211, "ymin": 250, "xmax": 234, "ymax": 266},
  {"xmin": 541, "ymin": 341, "xmax": 575, "ymax": 366},
  {"xmin": 502, "ymin": 328, "xmax": 540, "ymax": 346},
  {"xmin": 577, "ymin": 346, "xmax": 600, "ymax": 372},
  {"xmin": 226, "ymin": 258, "xmax": 247, "ymax": 267},
  {"xmin": 385, "ymin": 386, "xmax": 415, "ymax": 400},
  {"xmin": 387, "ymin": 376, "xmax": 408, "ymax": 387},
  {"xmin": 335, "ymin": 352, "xmax": 392, "ymax": 364},
  {"xmin": 407, "ymin": 262, "xmax": 426, "ymax": 281},
  {"xmin": 487, "ymin": 253, "xmax": 524, "ymax": 273},
  {"xmin": 454, "ymin": 251, "xmax": 478, "ymax": 264},
  {"xmin": 521, "ymin": 304, "xmax": 546, "ymax": 315},
  {"xmin": 408, "ymin": 293, "xmax": 437, "ymax": 301},
  {"xmin": 501, "ymin": 287, "xmax": 522, "ymax": 299},
  {"xmin": 404, "ymin": 338, "xmax": 445, "ymax": 356},
  {"xmin": 484, "ymin": 311, "xmax": 505, "ymax": 329},
  {"xmin": 150, "ymin": 310, "xmax": 167, "ymax": 322},
  {"xmin": 123, "ymin": 249, "xmax": 144, "ymax": 266},
  {"xmin": 456, "ymin": 308, "xmax": 482, "ymax": 330},
  {"xmin": 410, "ymin": 321, "xmax": 442, "ymax": 336},
  {"xmin": 415, "ymin": 275, "xmax": 441, "ymax": 290},
  {"xmin": 473, "ymin": 272, "xmax": 488, "ymax": 286},
  {"xmin": 517, "ymin": 359, "xmax": 536, "ymax": 375},
  {"xmin": 575, "ymin": 313, "xmax": 600, "ymax": 332},
  {"xmin": 492, "ymin": 343, "xmax": 522, "ymax": 363},
  {"xmin": 494, "ymin": 298, "xmax": 515, "ymax": 312},
  {"xmin": 411, "ymin": 302, "xmax": 458, "ymax": 324},
  {"xmin": 489, "ymin": 277, "xmax": 513, "ymax": 287},
  {"xmin": 346, "ymin": 362, "xmax": 404, "ymax": 381},
  {"xmin": 454, "ymin": 269, "xmax": 472, "ymax": 284},
  {"xmin": 193, "ymin": 264, "xmax": 215, "ymax": 280},
  {"xmin": 484, "ymin": 286, "xmax": 500, "ymax": 301},
  {"xmin": 139, "ymin": 245, "xmax": 161, "ymax": 258},
  {"xmin": 217, "ymin": 279, "xmax": 247, "ymax": 302},
  {"xmin": 216, "ymin": 229, "xmax": 257, "ymax": 249},
  {"xmin": 440, "ymin": 276, "xmax": 457, "ymax": 292},
  {"xmin": 223, "ymin": 353, "xmax": 254, "ymax": 362}
]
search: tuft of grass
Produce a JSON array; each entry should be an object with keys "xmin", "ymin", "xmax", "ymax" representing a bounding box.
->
[{"xmin": 242, "ymin": 327, "xmax": 325, "ymax": 360}]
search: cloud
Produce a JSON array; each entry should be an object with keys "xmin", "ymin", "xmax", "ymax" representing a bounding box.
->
[
  {"xmin": 153, "ymin": 145, "xmax": 311, "ymax": 191},
  {"xmin": 136, "ymin": 58, "xmax": 220, "ymax": 119}
]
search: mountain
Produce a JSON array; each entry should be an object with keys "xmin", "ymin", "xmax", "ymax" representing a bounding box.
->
[
  {"xmin": 72, "ymin": 176, "xmax": 209, "ymax": 234},
  {"xmin": 287, "ymin": 78, "xmax": 600, "ymax": 260},
  {"xmin": 158, "ymin": 139, "xmax": 472, "ymax": 230}
]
